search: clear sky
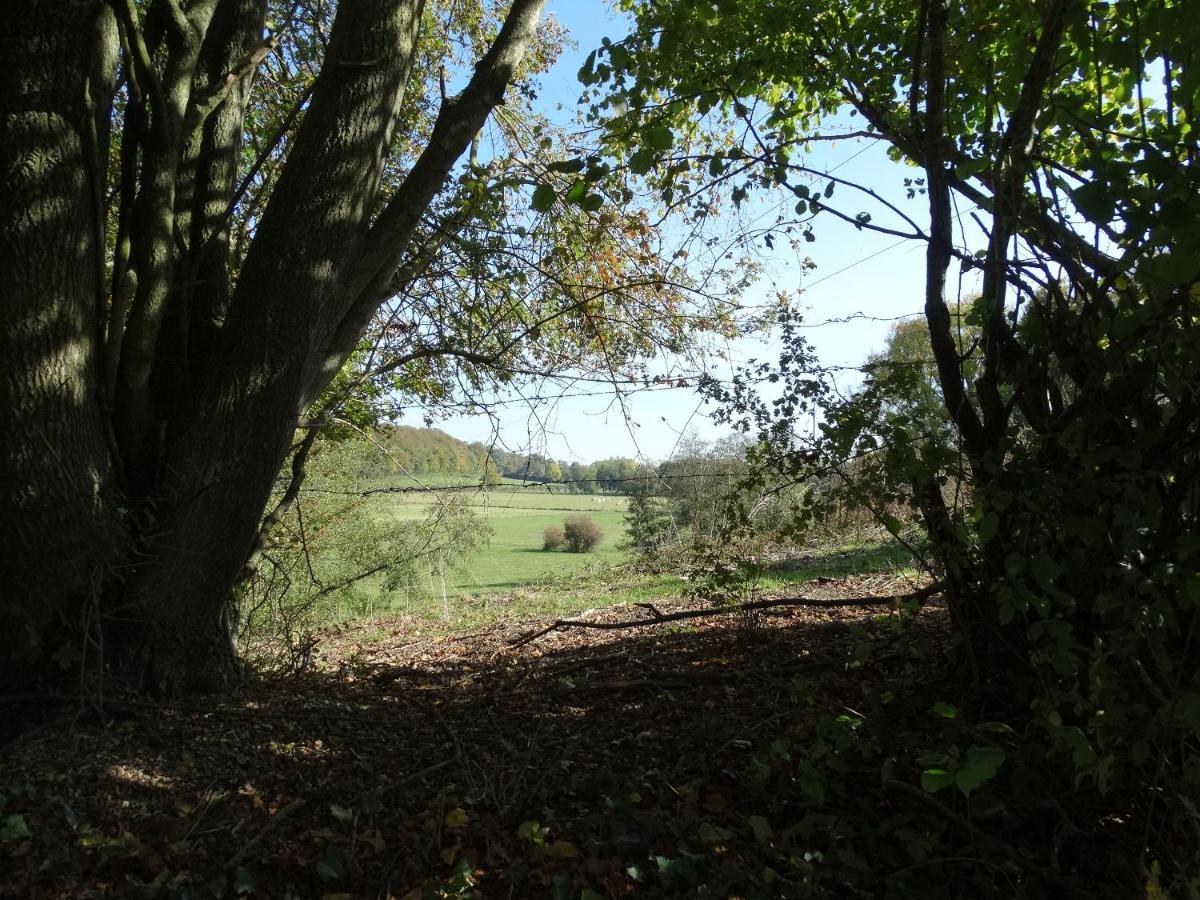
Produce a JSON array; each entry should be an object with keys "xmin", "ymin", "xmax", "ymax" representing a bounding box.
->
[{"xmin": 433, "ymin": 2, "xmax": 980, "ymax": 465}]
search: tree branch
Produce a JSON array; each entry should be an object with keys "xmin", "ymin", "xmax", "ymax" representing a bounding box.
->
[
  {"xmin": 314, "ymin": 0, "xmax": 548, "ymax": 404},
  {"xmin": 507, "ymin": 581, "xmax": 942, "ymax": 649},
  {"xmin": 976, "ymin": 0, "xmax": 1071, "ymax": 442},
  {"xmin": 920, "ymin": 0, "xmax": 988, "ymax": 459},
  {"xmin": 184, "ymin": 35, "xmax": 278, "ymax": 140}
]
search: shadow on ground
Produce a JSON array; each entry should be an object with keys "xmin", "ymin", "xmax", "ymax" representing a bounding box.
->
[{"xmin": 0, "ymin": 584, "xmax": 1146, "ymax": 899}]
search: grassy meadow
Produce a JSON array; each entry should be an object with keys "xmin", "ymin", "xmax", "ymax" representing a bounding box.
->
[
  {"xmin": 379, "ymin": 484, "xmax": 632, "ymax": 596},
  {"xmin": 290, "ymin": 469, "xmax": 920, "ymax": 636}
]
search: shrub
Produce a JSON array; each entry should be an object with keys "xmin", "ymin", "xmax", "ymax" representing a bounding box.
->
[
  {"xmin": 563, "ymin": 515, "xmax": 603, "ymax": 553},
  {"xmin": 542, "ymin": 525, "xmax": 565, "ymax": 551}
]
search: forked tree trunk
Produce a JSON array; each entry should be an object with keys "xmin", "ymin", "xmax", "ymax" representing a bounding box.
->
[
  {"xmin": 0, "ymin": 0, "xmax": 545, "ymax": 693},
  {"xmin": 120, "ymin": 0, "xmax": 429, "ymax": 692}
]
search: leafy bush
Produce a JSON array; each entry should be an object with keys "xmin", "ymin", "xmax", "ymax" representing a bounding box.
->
[
  {"xmin": 562, "ymin": 515, "xmax": 603, "ymax": 553},
  {"xmin": 542, "ymin": 525, "xmax": 565, "ymax": 551}
]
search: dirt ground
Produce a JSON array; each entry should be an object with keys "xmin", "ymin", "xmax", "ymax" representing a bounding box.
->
[{"xmin": 0, "ymin": 576, "xmax": 1147, "ymax": 898}]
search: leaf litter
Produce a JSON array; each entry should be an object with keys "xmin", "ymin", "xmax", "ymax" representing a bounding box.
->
[{"xmin": 0, "ymin": 575, "xmax": 1145, "ymax": 897}]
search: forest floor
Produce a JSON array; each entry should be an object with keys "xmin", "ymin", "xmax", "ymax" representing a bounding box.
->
[{"xmin": 0, "ymin": 574, "xmax": 1158, "ymax": 899}]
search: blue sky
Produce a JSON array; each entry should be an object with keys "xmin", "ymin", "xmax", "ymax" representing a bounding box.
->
[{"xmin": 434, "ymin": 2, "xmax": 979, "ymax": 465}]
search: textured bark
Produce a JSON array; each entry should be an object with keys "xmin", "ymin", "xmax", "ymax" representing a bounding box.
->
[
  {"xmin": 310, "ymin": 0, "xmax": 549, "ymax": 406},
  {"xmin": 124, "ymin": 0, "xmax": 431, "ymax": 691},
  {"xmin": 1, "ymin": 0, "xmax": 546, "ymax": 694},
  {"xmin": 162, "ymin": 0, "xmax": 268, "ymax": 407},
  {"xmin": 0, "ymin": 0, "xmax": 120, "ymax": 666},
  {"xmin": 113, "ymin": 0, "xmax": 219, "ymax": 487}
]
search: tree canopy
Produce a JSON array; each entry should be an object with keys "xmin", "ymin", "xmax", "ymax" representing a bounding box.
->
[{"xmin": 587, "ymin": 0, "xmax": 1200, "ymax": 839}]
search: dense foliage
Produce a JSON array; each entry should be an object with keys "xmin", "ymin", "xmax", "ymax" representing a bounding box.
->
[{"xmin": 586, "ymin": 0, "xmax": 1200, "ymax": 890}]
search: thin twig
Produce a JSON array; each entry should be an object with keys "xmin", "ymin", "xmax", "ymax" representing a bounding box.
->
[{"xmin": 223, "ymin": 797, "xmax": 307, "ymax": 870}]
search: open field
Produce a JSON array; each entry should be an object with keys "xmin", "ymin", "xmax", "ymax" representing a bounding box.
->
[
  {"xmin": 300, "ymin": 473, "xmax": 920, "ymax": 632},
  {"xmin": 377, "ymin": 489, "xmax": 631, "ymax": 598}
]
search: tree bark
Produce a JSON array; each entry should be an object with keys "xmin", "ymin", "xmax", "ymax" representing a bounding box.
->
[
  {"xmin": 0, "ymin": 0, "xmax": 120, "ymax": 671},
  {"xmin": 117, "ymin": 0, "xmax": 430, "ymax": 691},
  {"xmin": 0, "ymin": 0, "xmax": 547, "ymax": 694}
]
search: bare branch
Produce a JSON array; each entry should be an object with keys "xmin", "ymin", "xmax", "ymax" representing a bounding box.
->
[{"xmin": 508, "ymin": 581, "xmax": 943, "ymax": 648}]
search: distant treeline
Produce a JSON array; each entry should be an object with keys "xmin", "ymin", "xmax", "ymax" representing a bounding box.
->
[{"xmin": 346, "ymin": 425, "xmax": 657, "ymax": 493}]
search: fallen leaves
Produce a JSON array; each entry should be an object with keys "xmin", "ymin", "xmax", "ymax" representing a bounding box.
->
[{"xmin": 1, "ymin": 577, "xmax": 950, "ymax": 897}]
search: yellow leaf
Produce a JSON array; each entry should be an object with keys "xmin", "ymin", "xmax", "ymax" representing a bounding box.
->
[
  {"xmin": 329, "ymin": 803, "xmax": 353, "ymax": 824},
  {"xmin": 444, "ymin": 807, "xmax": 469, "ymax": 830},
  {"xmin": 544, "ymin": 840, "xmax": 578, "ymax": 859}
]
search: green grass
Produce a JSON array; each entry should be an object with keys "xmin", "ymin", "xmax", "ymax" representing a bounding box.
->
[
  {"xmin": 387, "ymin": 486, "xmax": 629, "ymax": 513},
  {"xmin": 380, "ymin": 491, "xmax": 631, "ymax": 596},
  {"xmin": 298, "ymin": 472, "xmax": 919, "ymax": 636},
  {"xmin": 754, "ymin": 541, "xmax": 923, "ymax": 590}
]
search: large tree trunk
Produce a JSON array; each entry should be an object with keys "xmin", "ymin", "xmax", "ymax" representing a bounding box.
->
[
  {"xmin": 0, "ymin": 1, "xmax": 120, "ymax": 672},
  {"xmin": 117, "ymin": 0, "xmax": 428, "ymax": 692},
  {"xmin": 0, "ymin": 0, "xmax": 546, "ymax": 694}
]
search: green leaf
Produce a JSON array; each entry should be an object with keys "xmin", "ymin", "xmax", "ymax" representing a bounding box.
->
[
  {"xmin": 1140, "ymin": 250, "xmax": 1200, "ymax": 286},
  {"xmin": 577, "ymin": 50, "xmax": 597, "ymax": 85},
  {"xmin": 547, "ymin": 158, "xmax": 585, "ymax": 174},
  {"xmin": 643, "ymin": 124, "xmax": 675, "ymax": 151},
  {"xmin": 977, "ymin": 511, "xmax": 998, "ymax": 543},
  {"xmin": 0, "ymin": 813, "xmax": 31, "ymax": 841},
  {"xmin": 955, "ymin": 746, "xmax": 1005, "ymax": 797},
  {"xmin": 565, "ymin": 180, "xmax": 588, "ymax": 204},
  {"xmin": 316, "ymin": 843, "xmax": 347, "ymax": 881},
  {"xmin": 748, "ymin": 814, "xmax": 772, "ymax": 843},
  {"xmin": 1050, "ymin": 725, "xmax": 1097, "ymax": 767},
  {"xmin": 629, "ymin": 147, "xmax": 655, "ymax": 175},
  {"xmin": 1031, "ymin": 553, "xmax": 1061, "ymax": 591},
  {"xmin": 920, "ymin": 769, "xmax": 954, "ymax": 793},
  {"xmin": 531, "ymin": 184, "xmax": 556, "ymax": 212},
  {"xmin": 329, "ymin": 803, "xmax": 353, "ymax": 824},
  {"xmin": 931, "ymin": 701, "xmax": 958, "ymax": 720},
  {"xmin": 698, "ymin": 821, "xmax": 735, "ymax": 843}
]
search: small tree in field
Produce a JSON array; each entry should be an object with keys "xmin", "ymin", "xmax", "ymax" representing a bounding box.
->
[
  {"xmin": 563, "ymin": 515, "xmax": 603, "ymax": 553},
  {"xmin": 542, "ymin": 526, "xmax": 565, "ymax": 551},
  {"xmin": 623, "ymin": 494, "xmax": 674, "ymax": 557}
]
